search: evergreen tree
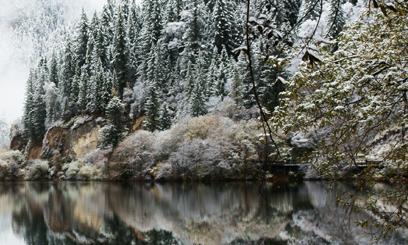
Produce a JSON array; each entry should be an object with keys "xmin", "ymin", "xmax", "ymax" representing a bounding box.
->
[
  {"xmin": 77, "ymin": 67, "xmax": 89, "ymax": 112},
  {"xmin": 144, "ymin": 84, "xmax": 160, "ymax": 131},
  {"xmin": 101, "ymin": 96, "xmax": 125, "ymax": 147},
  {"xmin": 235, "ymin": 52, "xmax": 254, "ymax": 108},
  {"xmin": 212, "ymin": 0, "xmax": 241, "ymax": 55},
  {"xmin": 184, "ymin": 60, "xmax": 196, "ymax": 98},
  {"xmin": 159, "ymin": 103, "xmax": 172, "ymax": 130},
  {"xmin": 60, "ymin": 39, "xmax": 75, "ymax": 113},
  {"xmin": 23, "ymin": 70, "xmax": 36, "ymax": 137},
  {"xmin": 164, "ymin": 0, "xmax": 183, "ymax": 22},
  {"xmin": 139, "ymin": 0, "xmax": 163, "ymax": 80},
  {"xmin": 126, "ymin": 0, "xmax": 142, "ymax": 84},
  {"xmin": 101, "ymin": 0, "xmax": 115, "ymax": 52},
  {"xmin": 45, "ymin": 82, "xmax": 59, "ymax": 127},
  {"xmin": 191, "ymin": 83, "xmax": 208, "ymax": 117},
  {"xmin": 87, "ymin": 50, "xmax": 111, "ymax": 114},
  {"xmin": 31, "ymin": 60, "xmax": 48, "ymax": 141},
  {"xmin": 85, "ymin": 13, "xmax": 100, "ymax": 68},
  {"xmin": 303, "ymin": 0, "xmax": 323, "ymax": 20},
  {"xmin": 327, "ymin": 0, "xmax": 345, "ymax": 38},
  {"xmin": 230, "ymin": 61, "xmax": 244, "ymax": 105},
  {"xmin": 215, "ymin": 48, "xmax": 230, "ymax": 100},
  {"xmin": 206, "ymin": 49, "xmax": 219, "ymax": 97},
  {"xmin": 182, "ymin": 0, "xmax": 205, "ymax": 64},
  {"xmin": 105, "ymin": 97, "xmax": 125, "ymax": 143},
  {"xmin": 75, "ymin": 10, "xmax": 89, "ymax": 71},
  {"xmin": 48, "ymin": 54, "xmax": 59, "ymax": 87},
  {"xmin": 112, "ymin": 9, "xmax": 128, "ymax": 99},
  {"xmin": 191, "ymin": 51, "xmax": 209, "ymax": 116}
]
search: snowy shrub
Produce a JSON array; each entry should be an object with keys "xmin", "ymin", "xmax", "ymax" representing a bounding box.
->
[
  {"xmin": 0, "ymin": 150, "xmax": 25, "ymax": 179},
  {"xmin": 111, "ymin": 130, "xmax": 156, "ymax": 178},
  {"xmin": 62, "ymin": 160, "xmax": 102, "ymax": 180},
  {"xmin": 0, "ymin": 150, "xmax": 25, "ymax": 165},
  {"xmin": 78, "ymin": 164, "xmax": 102, "ymax": 180},
  {"xmin": 25, "ymin": 160, "xmax": 49, "ymax": 180},
  {"xmin": 63, "ymin": 161, "xmax": 82, "ymax": 179},
  {"xmin": 83, "ymin": 148, "xmax": 111, "ymax": 167},
  {"xmin": 113, "ymin": 115, "xmax": 262, "ymax": 180}
]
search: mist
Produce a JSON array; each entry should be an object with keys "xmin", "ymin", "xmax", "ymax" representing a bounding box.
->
[{"xmin": 0, "ymin": 0, "xmax": 106, "ymax": 124}]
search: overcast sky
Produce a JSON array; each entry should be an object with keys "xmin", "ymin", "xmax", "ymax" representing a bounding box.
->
[{"xmin": 0, "ymin": 0, "xmax": 107, "ymax": 123}]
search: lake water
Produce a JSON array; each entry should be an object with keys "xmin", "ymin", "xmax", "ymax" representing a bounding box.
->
[{"xmin": 0, "ymin": 182, "xmax": 406, "ymax": 245}]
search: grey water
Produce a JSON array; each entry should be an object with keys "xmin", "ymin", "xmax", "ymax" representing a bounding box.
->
[{"xmin": 0, "ymin": 182, "xmax": 406, "ymax": 245}]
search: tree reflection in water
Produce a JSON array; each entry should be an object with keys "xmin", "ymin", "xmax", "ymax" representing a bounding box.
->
[{"xmin": 0, "ymin": 182, "xmax": 406, "ymax": 245}]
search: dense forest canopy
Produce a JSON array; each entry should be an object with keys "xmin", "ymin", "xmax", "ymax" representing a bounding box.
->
[{"xmin": 22, "ymin": 0, "xmax": 357, "ymax": 146}]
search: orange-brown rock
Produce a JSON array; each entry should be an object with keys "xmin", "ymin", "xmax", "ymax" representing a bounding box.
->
[
  {"xmin": 41, "ymin": 117, "xmax": 103, "ymax": 167},
  {"xmin": 10, "ymin": 133, "xmax": 27, "ymax": 152}
]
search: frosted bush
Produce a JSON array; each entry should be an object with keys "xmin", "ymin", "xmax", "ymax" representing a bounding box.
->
[
  {"xmin": 64, "ymin": 161, "xmax": 82, "ymax": 179},
  {"xmin": 78, "ymin": 164, "xmax": 101, "ymax": 180},
  {"xmin": 83, "ymin": 148, "xmax": 111, "ymax": 167},
  {"xmin": 114, "ymin": 115, "xmax": 262, "ymax": 180},
  {"xmin": 0, "ymin": 150, "xmax": 25, "ymax": 179},
  {"xmin": 111, "ymin": 130, "xmax": 156, "ymax": 177},
  {"xmin": 25, "ymin": 160, "xmax": 49, "ymax": 180},
  {"xmin": 0, "ymin": 150, "xmax": 24, "ymax": 165},
  {"xmin": 62, "ymin": 160, "xmax": 103, "ymax": 180}
]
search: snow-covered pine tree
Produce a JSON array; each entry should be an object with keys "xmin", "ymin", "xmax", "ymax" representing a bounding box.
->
[
  {"xmin": 236, "ymin": 51, "xmax": 255, "ymax": 108},
  {"xmin": 49, "ymin": 54, "xmax": 59, "ymax": 87},
  {"xmin": 139, "ymin": 0, "xmax": 163, "ymax": 81},
  {"xmin": 86, "ymin": 48, "xmax": 112, "ymax": 115},
  {"xmin": 100, "ymin": 71, "xmax": 114, "ymax": 111},
  {"xmin": 191, "ymin": 51, "xmax": 209, "ymax": 116},
  {"xmin": 206, "ymin": 48, "xmax": 220, "ymax": 97},
  {"xmin": 184, "ymin": 60, "xmax": 196, "ymax": 98},
  {"xmin": 31, "ymin": 59, "xmax": 48, "ymax": 141},
  {"xmin": 77, "ymin": 67, "xmax": 89, "ymax": 113},
  {"xmin": 182, "ymin": 0, "xmax": 205, "ymax": 64},
  {"xmin": 94, "ymin": 19, "xmax": 107, "ymax": 69},
  {"xmin": 60, "ymin": 39, "xmax": 75, "ymax": 114},
  {"xmin": 45, "ymin": 82, "xmax": 59, "ymax": 127},
  {"xmin": 112, "ymin": 9, "xmax": 128, "ymax": 99},
  {"xmin": 23, "ymin": 70, "xmax": 36, "ymax": 137},
  {"xmin": 144, "ymin": 82, "xmax": 160, "ymax": 131},
  {"xmin": 85, "ymin": 13, "xmax": 100, "ymax": 69},
  {"xmin": 125, "ymin": 0, "xmax": 142, "ymax": 85},
  {"xmin": 159, "ymin": 102, "xmax": 172, "ymax": 130},
  {"xmin": 327, "ymin": 0, "xmax": 345, "ymax": 38},
  {"xmin": 101, "ymin": 96, "xmax": 125, "ymax": 147},
  {"xmin": 101, "ymin": 0, "xmax": 115, "ymax": 49},
  {"xmin": 75, "ymin": 10, "xmax": 89, "ymax": 73},
  {"xmin": 106, "ymin": 96, "xmax": 125, "ymax": 128},
  {"xmin": 191, "ymin": 80, "xmax": 208, "ymax": 117},
  {"xmin": 302, "ymin": 0, "xmax": 323, "ymax": 20},
  {"xmin": 215, "ymin": 47, "xmax": 230, "ymax": 100},
  {"xmin": 164, "ymin": 0, "xmax": 184, "ymax": 23},
  {"xmin": 230, "ymin": 57, "xmax": 245, "ymax": 105},
  {"xmin": 212, "ymin": 0, "xmax": 242, "ymax": 55}
]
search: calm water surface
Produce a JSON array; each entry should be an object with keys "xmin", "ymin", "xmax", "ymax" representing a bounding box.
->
[{"xmin": 0, "ymin": 182, "xmax": 406, "ymax": 245}]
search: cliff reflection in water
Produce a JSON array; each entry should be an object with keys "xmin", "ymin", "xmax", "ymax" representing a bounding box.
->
[{"xmin": 0, "ymin": 182, "xmax": 406, "ymax": 245}]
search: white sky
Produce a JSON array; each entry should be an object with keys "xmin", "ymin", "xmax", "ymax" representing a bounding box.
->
[{"xmin": 0, "ymin": 0, "xmax": 107, "ymax": 124}]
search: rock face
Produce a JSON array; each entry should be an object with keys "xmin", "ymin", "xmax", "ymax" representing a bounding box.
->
[
  {"xmin": 41, "ymin": 117, "xmax": 103, "ymax": 169},
  {"xmin": 10, "ymin": 132, "xmax": 27, "ymax": 152}
]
